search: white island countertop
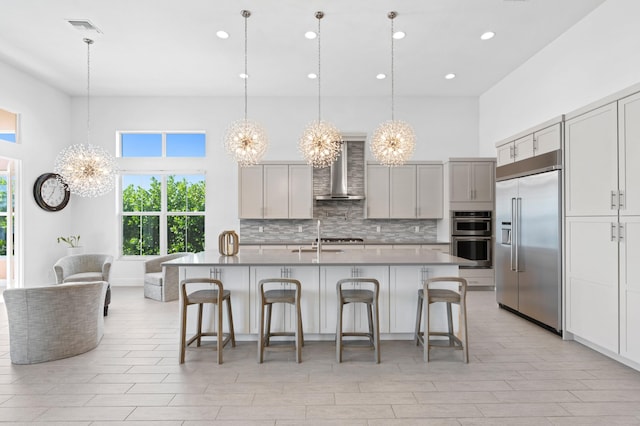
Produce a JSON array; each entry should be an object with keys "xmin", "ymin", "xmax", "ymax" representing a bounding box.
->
[{"xmin": 166, "ymin": 247, "xmax": 474, "ymax": 267}]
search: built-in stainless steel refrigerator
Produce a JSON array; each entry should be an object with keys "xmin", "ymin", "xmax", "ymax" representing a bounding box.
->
[{"xmin": 495, "ymin": 152, "xmax": 562, "ymax": 333}]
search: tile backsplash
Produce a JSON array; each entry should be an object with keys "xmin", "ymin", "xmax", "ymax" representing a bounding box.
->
[{"xmin": 240, "ymin": 141, "xmax": 439, "ymax": 244}]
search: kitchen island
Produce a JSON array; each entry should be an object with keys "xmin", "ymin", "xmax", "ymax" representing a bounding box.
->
[{"xmin": 168, "ymin": 247, "xmax": 473, "ymax": 340}]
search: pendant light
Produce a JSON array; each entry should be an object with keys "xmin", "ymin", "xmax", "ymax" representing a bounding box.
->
[
  {"xmin": 370, "ymin": 11, "xmax": 415, "ymax": 166},
  {"xmin": 55, "ymin": 38, "xmax": 116, "ymax": 197},
  {"xmin": 224, "ymin": 10, "xmax": 268, "ymax": 167},
  {"xmin": 299, "ymin": 11, "xmax": 342, "ymax": 169}
]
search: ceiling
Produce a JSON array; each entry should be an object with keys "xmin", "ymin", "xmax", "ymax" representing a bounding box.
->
[{"xmin": 0, "ymin": 0, "xmax": 605, "ymax": 98}]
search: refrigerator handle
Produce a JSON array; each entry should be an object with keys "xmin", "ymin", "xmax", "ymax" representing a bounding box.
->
[
  {"xmin": 511, "ymin": 197, "xmax": 517, "ymax": 271},
  {"xmin": 515, "ymin": 197, "xmax": 521, "ymax": 272}
]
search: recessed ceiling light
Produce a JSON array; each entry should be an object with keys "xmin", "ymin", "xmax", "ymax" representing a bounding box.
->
[
  {"xmin": 216, "ymin": 30, "xmax": 229, "ymax": 39},
  {"xmin": 66, "ymin": 19, "xmax": 103, "ymax": 35},
  {"xmin": 376, "ymin": 73, "xmax": 386, "ymax": 80},
  {"xmin": 305, "ymin": 31, "xmax": 317, "ymax": 39},
  {"xmin": 307, "ymin": 73, "xmax": 317, "ymax": 79},
  {"xmin": 392, "ymin": 31, "xmax": 405, "ymax": 40},
  {"xmin": 445, "ymin": 73, "xmax": 456, "ymax": 80},
  {"xmin": 239, "ymin": 73, "xmax": 248, "ymax": 79},
  {"xmin": 480, "ymin": 31, "xmax": 495, "ymax": 40}
]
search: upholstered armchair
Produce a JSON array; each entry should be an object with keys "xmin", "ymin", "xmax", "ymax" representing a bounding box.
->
[
  {"xmin": 53, "ymin": 254, "xmax": 113, "ymax": 315},
  {"xmin": 144, "ymin": 252, "xmax": 190, "ymax": 302}
]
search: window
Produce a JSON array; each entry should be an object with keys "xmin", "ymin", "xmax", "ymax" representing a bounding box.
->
[
  {"xmin": 121, "ymin": 174, "xmax": 205, "ymax": 256},
  {"xmin": 119, "ymin": 132, "xmax": 205, "ymax": 158},
  {"xmin": 118, "ymin": 131, "xmax": 206, "ymax": 256}
]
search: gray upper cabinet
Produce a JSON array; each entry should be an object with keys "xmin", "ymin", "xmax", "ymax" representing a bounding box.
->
[
  {"xmin": 239, "ymin": 163, "xmax": 313, "ymax": 219},
  {"xmin": 496, "ymin": 122, "xmax": 562, "ymax": 167},
  {"xmin": 449, "ymin": 159, "xmax": 495, "ymax": 211},
  {"xmin": 367, "ymin": 162, "xmax": 443, "ymax": 219}
]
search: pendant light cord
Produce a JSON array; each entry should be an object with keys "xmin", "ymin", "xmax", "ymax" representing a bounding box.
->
[
  {"xmin": 84, "ymin": 38, "xmax": 93, "ymax": 145},
  {"xmin": 243, "ymin": 10, "xmax": 249, "ymax": 121},
  {"xmin": 390, "ymin": 14, "xmax": 395, "ymax": 122},
  {"xmin": 317, "ymin": 12, "xmax": 322, "ymax": 123}
]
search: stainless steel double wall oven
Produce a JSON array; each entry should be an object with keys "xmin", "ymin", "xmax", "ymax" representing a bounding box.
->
[{"xmin": 450, "ymin": 211, "xmax": 492, "ymax": 268}]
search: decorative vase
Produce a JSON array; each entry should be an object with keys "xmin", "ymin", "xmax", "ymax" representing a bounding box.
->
[{"xmin": 67, "ymin": 247, "xmax": 84, "ymax": 256}]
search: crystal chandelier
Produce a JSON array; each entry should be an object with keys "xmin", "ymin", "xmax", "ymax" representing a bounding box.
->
[
  {"xmin": 54, "ymin": 38, "xmax": 116, "ymax": 197},
  {"xmin": 299, "ymin": 11, "xmax": 342, "ymax": 169},
  {"xmin": 224, "ymin": 10, "xmax": 268, "ymax": 167},
  {"xmin": 370, "ymin": 11, "xmax": 415, "ymax": 166}
]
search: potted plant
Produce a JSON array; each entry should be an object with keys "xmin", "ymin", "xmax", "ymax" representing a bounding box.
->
[{"xmin": 57, "ymin": 235, "xmax": 83, "ymax": 255}]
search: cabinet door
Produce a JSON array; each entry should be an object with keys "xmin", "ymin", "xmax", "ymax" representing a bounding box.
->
[
  {"xmin": 390, "ymin": 165, "xmax": 416, "ymax": 218},
  {"xmin": 449, "ymin": 162, "xmax": 472, "ymax": 203},
  {"xmin": 239, "ymin": 166, "xmax": 263, "ymax": 218},
  {"xmin": 263, "ymin": 165, "xmax": 289, "ymax": 218},
  {"xmin": 619, "ymin": 92, "xmax": 640, "ymax": 217},
  {"xmin": 389, "ymin": 265, "xmax": 459, "ymax": 333},
  {"xmin": 565, "ymin": 216, "xmax": 619, "ymax": 353},
  {"xmin": 471, "ymin": 162, "xmax": 495, "ymax": 203},
  {"xmin": 289, "ymin": 165, "xmax": 313, "ymax": 219},
  {"xmin": 533, "ymin": 123, "xmax": 561, "ymax": 156},
  {"xmin": 249, "ymin": 266, "xmax": 319, "ymax": 335},
  {"xmin": 565, "ymin": 102, "xmax": 618, "ymax": 217},
  {"xmin": 319, "ymin": 266, "xmax": 389, "ymax": 334},
  {"xmin": 620, "ymin": 217, "xmax": 640, "ymax": 364},
  {"xmin": 514, "ymin": 134, "xmax": 534, "ymax": 162},
  {"xmin": 366, "ymin": 165, "xmax": 390, "ymax": 218},
  {"xmin": 417, "ymin": 164, "xmax": 443, "ymax": 218},
  {"xmin": 496, "ymin": 142, "xmax": 514, "ymax": 167},
  {"xmin": 182, "ymin": 266, "xmax": 250, "ymax": 335}
]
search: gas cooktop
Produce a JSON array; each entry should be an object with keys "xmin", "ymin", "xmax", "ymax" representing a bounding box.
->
[{"xmin": 315, "ymin": 237, "xmax": 365, "ymax": 244}]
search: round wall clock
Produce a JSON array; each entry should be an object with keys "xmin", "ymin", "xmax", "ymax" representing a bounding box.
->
[{"xmin": 33, "ymin": 173, "xmax": 70, "ymax": 212}]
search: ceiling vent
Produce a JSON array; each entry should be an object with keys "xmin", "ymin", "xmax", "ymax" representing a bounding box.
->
[{"xmin": 67, "ymin": 19, "xmax": 103, "ymax": 35}]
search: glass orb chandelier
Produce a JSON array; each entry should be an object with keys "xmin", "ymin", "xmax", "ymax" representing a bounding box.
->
[
  {"xmin": 370, "ymin": 11, "xmax": 415, "ymax": 166},
  {"xmin": 299, "ymin": 11, "xmax": 343, "ymax": 169},
  {"xmin": 54, "ymin": 38, "xmax": 116, "ymax": 197},
  {"xmin": 224, "ymin": 10, "xmax": 268, "ymax": 167}
]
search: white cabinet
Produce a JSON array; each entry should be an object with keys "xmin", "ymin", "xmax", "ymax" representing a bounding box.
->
[
  {"xmin": 565, "ymin": 90, "xmax": 640, "ymax": 364},
  {"xmin": 388, "ymin": 264, "xmax": 460, "ymax": 333},
  {"xmin": 367, "ymin": 163, "xmax": 443, "ymax": 219},
  {"xmin": 496, "ymin": 123, "xmax": 561, "ymax": 167},
  {"xmin": 182, "ymin": 266, "xmax": 250, "ymax": 335},
  {"xmin": 458, "ymin": 267, "xmax": 494, "ymax": 288},
  {"xmin": 449, "ymin": 160, "xmax": 495, "ymax": 210},
  {"xmin": 239, "ymin": 164, "xmax": 313, "ymax": 219},
  {"xmin": 319, "ymin": 266, "xmax": 389, "ymax": 334},
  {"xmin": 249, "ymin": 266, "xmax": 319, "ymax": 334}
]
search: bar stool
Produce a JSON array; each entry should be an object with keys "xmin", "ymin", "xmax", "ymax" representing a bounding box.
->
[
  {"xmin": 258, "ymin": 278, "xmax": 303, "ymax": 363},
  {"xmin": 336, "ymin": 278, "xmax": 380, "ymax": 363},
  {"xmin": 179, "ymin": 278, "xmax": 235, "ymax": 364},
  {"xmin": 414, "ymin": 276, "xmax": 468, "ymax": 363}
]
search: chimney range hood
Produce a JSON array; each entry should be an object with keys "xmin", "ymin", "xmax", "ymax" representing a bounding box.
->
[{"xmin": 315, "ymin": 142, "xmax": 365, "ymax": 200}]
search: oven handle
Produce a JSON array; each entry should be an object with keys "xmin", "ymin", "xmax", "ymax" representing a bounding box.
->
[{"xmin": 451, "ymin": 236, "xmax": 492, "ymax": 241}]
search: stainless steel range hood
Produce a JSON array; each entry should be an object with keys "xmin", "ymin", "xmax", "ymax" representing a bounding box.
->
[{"xmin": 315, "ymin": 142, "xmax": 365, "ymax": 200}]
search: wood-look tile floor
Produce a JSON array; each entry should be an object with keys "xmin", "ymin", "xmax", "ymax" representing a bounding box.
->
[{"xmin": 2, "ymin": 287, "xmax": 640, "ymax": 425}]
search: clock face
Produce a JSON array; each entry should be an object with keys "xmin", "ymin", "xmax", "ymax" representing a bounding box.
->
[{"xmin": 33, "ymin": 173, "xmax": 70, "ymax": 211}]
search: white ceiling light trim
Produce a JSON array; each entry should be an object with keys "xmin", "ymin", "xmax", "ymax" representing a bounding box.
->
[{"xmin": 480, "ymin": 31, "xmax": 496, "ymax": 40}]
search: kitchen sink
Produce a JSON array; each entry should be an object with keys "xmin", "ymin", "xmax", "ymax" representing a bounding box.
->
[{"xmin": 291, "ymin": 249, "xmax": 344, "ymax": 253}]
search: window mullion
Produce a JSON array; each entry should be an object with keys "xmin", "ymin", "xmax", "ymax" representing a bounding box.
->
[{"xmin": 160, "ymin": 175, "xmax": 168, "ymax": 255}]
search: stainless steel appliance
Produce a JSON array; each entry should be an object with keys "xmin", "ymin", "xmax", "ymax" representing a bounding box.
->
[
  {"xmin": 495, "ymin": 151, "xmax": 562, "ymax": 333},
  {"xmin": 450, "ymin": 211, "xmax": 492, "ymax": 268}
]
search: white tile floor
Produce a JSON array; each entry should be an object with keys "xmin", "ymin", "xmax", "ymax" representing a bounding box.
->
[{"xmin": 1, "ymin": 287, "xmax": 640, "ymax": 425}]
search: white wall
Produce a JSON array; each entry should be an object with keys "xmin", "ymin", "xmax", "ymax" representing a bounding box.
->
[
  {"xmin": 479, "ymin": 0, "xmax": 640, "ymax": 155},
  {"xmin": 69, "ymin": 95, "xmax": 478, "ymax": 285},
  {"xmin": 0, "ymin": 61, "xmax": 72, "ymax": 286}
]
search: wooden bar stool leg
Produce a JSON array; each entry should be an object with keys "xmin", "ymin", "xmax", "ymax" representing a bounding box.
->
[
  {"xmin": 196, "ymin": 303, "xmax": 203, "ymax": 347},
  {"xmin": 367, "ymin": 303, "xmax": 374, "ymax": 345},
  {"xmin": 414, "ymin": 292, "xmax": 423, "ymax": 346},
  {"xmin": 180, "ymin": 301, "xmax": 187, "ymax": 364},
  {"xmin": 336, "ymin": 296, "xmax": 343, "ymax": 363},
  {"xmin": 295, "ymin": 302, "xmax": 302, "ymax": 363},
  {"xmin": 258, "ymin": 298, "xmax": 265, "ymax": 363},
  {"xmin": 461, "ymin": 297, "xmax": 469, "ymax": 363},
  {"xmin": 216, "ymin": 301, "xmax": 223, "ymax": 364},
  {"xmin": 424, "ymin": 293, "xmax": 430, "ymax": 362},
  {"xmin": 446, "ymin": 301, "xmax": 455, "ymax": 347},
  {"xmin": 265, "ymin": 303, "xmax": 272, "ymax": 346},
  {"xmin": 373, "ymin": 296, "xmax": 380, "ymax": 364},
  {"xmin": 226, "ymin": 297, "xmax": 236, "ymax": 347}
]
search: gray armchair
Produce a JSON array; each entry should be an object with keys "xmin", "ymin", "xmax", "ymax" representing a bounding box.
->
[
  {"xmin": 144, "ymin": 252, "xmax": 190, "ymax": 301},
  {"xmin": 53, "ymin": 254, "xmax": 113, "ymax": 315}
]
